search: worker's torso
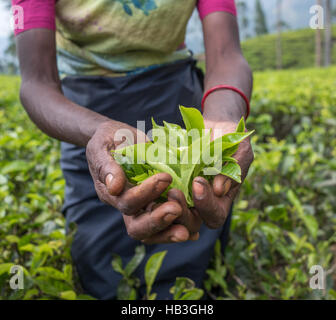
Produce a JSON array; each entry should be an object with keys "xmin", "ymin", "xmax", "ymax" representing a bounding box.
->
[{"xmin": 55, "ymin": 0, "xmax": 197, "ymax": 76}]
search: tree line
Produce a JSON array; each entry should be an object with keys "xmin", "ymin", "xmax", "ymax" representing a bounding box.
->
[{"xmin": 237, "ymin": 0, "xmax": 335, "ymax": 69}]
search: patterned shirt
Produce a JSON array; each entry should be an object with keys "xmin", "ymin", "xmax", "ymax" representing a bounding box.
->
[{"xmin": 12, "ymin": 0, "xmax": 237, "ymax": 76}]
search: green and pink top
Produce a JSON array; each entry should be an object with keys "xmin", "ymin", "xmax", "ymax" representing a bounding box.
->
[{"xmin": 12, "ymin": 0, "xmax": 236, "ymax": 77}]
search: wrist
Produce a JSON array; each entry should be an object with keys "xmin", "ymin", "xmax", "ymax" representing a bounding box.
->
[{"xmin": 202, "ymin": 89, "xmax": 246, "ymax": 123}]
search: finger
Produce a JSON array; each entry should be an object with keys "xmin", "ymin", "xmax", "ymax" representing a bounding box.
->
[
  {"xmin": 91, "ymin": 178, "xmax": 121, "ymax": 208},
  {"xmin": 116, "ymin": 173, "xmax": 172, "ymax": 215},
  {"xmin": 192, "ymin": 177, "xmax": 230, "ymax": 229},
  {"xmin": 145, "ymin": 201, "xmax": 160, "ymax": 212},
  {"xmin": 167, "ymin": 189, "xmax": 202, "ymax": 234},
  {"xmin": 86, "ymin": 143, "xmax": 127, "ymax": 196},
  {"xmin": 232, "ymin": 141, "xmax": 254, "ymax": 181},
  {"xmin": 224, "ymin": 183, "xmax": 241, "ymax": 205},
  {"xmin": 124, "ymin": 201, "xmax": 182, "ymax": 240},
  {"xmin": 189, "ymin": 232, "xmax": 200, "ymax": 241},
  {"xmin": 141, "ymin": 224, "xmax": 191, "ymax": 245},
  {"xmin": 213, "ymin": 175, "xmax": 232, "ymax": 197},
  {"xmin": 103, "ymin": 160, "xmax": 127, "ymax": 196}
]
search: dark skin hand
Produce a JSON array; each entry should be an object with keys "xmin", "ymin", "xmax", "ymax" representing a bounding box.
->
[
  {"xmin": 16, "ymin": 29, "xmax": 198, "ymax": 244},
  {"xmin": 191, "ymin": 11, "xmax": 254, "ymax": 228},
  {"xmin": 145, "ymin": 12, "xmax": 254, "ymax": 230}
]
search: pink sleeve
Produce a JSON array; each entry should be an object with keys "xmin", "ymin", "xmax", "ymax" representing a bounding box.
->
[
  {"xmin": 197, "ymin": 0, "xmax": 237, "ymax": 20},
  {"xmin": 12, "ymin": 0, "xmax": 56, "ymax": 36}
]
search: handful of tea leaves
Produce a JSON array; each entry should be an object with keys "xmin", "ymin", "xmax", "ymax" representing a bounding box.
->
[{"xmin": 113, "ymin": 106, "xmax": 253, "ymax": 207}]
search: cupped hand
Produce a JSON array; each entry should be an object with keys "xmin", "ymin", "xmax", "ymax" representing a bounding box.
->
[
  {"xmin": 138, "ymin": 188, "xmax": 202, "ymax": 244},
  {"xmin": 192, "ymin": 120, "xmax": 254, "ymax": 229},
  {"xmin": 86, "ymin": 121, "xmax": 201, "ymax": 243}
]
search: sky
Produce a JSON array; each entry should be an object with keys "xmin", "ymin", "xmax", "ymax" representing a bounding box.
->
[
  {"xmin": 0, "ymin": 1, "xmax": 11, "ymax": 38},
  {"xmin": 244, "ymin": 0, "xmax": 316, "ymax": 33}
]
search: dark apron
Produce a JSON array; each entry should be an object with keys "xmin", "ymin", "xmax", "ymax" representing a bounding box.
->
[{"xmin": 60, "ymin": 58, "xmax": 232, "ymax": 300}]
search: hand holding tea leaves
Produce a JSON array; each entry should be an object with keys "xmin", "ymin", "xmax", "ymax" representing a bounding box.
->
[
  {"xmin": 113, "ymin": 106, "xmax": 254, "ymax": 230},
  {"xmin": 87, "ymin": 121, "xmax": 198, "ymax": 244},
  {"xmin": 193, "ymin": 118, "xmax": 254, "ymax": 228}
]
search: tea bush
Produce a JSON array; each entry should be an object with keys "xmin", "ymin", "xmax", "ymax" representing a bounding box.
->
[
  {"xmin": 0, "ymin": 67, "xmax": 335, "ymax": 299},
  {"xmin": 205, "ymin": 67, "xmax": 336, "ymax": 299},
  {"xmin": 241, "ymin": 26, "xmax": 336, "ymax": 71}
]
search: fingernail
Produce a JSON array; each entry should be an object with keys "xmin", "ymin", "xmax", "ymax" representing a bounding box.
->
[
  {"xmin": 164, "ymin": 213, "xmax": 177, "ymax": 223},
  {"xmin": 105, "ymin": 173, "xmax": 114, "ymax": 186},
  {"xmin": 194, "ymin": 181, "xmax": 205, "ymax": 200},
  {"xmin": 170, "ymin": 236, "xmax": 182, "ymax": 243},
  {"xmin": 155, "ymin": 179, "xmax": 171, "ymax": 192},
  {"xmin": 159, "ymin": 176, "xmax": 172, "ymax": 183},
  {"xmin": 157, "ymin": 181, "xmax": 169, "ymax": 190},
  {"xmin": 223, "ymin": 179, "xmax": 231, "ymax": 195}
]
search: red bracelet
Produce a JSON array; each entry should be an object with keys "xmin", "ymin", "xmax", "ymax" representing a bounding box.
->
[{"xmin": 201, "ymin": 85, "xmax": 250, "ymax": 119}]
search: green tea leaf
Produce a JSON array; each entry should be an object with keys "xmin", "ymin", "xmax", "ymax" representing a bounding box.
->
[
  {"xmin": 236, "ymin": 117, "xmax": 246, "ymax": 133},
  {"xmin": 112, "ymin": 254, "xmax": 124, "ymax": 275},
  {"xmin": 0, "ymin": 263, "xmax": 14, "ymax": 276},
  {"xmin": 113, "ymin": 107, "xmax": 252, "ymax": 207},
  {"xmin": 179, "ymin": 288, "xmax": 204, "ymax": 300},
  {"xmin": 125, "ymin": 245, "xmax": 145, "ymax": 277},
  {"xmin": 117, "ymin": 278, "xmax": 136, "ymax": 300},
  {"xmin": 60, "ymin": 290, "xmax": 77, "ymax": 300},
  {"xmin": 2, "ymin": 160, "xmax": 32, "ymax": 174},
  {"xmin": 221, "ymin": 162, "xmax": 242, "ymax": 183},
  {"xmin": 145, "ymin": 251, "xmax": 167, "ymax": 297},
  {"xmin": 170, "ymin": 277, "xmax": 196, "ymax": 300},
  {"xmin": 287, "ymin": 190, "xmax": 318, "ymax": 239},
  {"xmin": 179, "ymin": 105, "xmax": 205, "ymax": 135}
]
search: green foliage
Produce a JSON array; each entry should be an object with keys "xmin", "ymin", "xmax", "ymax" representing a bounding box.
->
[
  {"xmin": 114, "ymin": 106, "xmax": 252, "ymax": 207},
  {"xmin": 169, "ymin": 277, "xmax": 204, "ymax": 300},
  {"xmin": 112, "ymin": 245, "xmax": 145, "ymax": 300},
  {"xmin": 254, "ymin": 0, "xmax": 268, "ymax": 36},
  {"xmin": 0, "ymin": 77, "xmax": 94, "ymax": 300},
  {"xmin": 240, "ymin": 26, "xmax": 336, "ymax": 71},
  {"xmin": 145, "ymin": 250, "xmax": 167, "ymax": 300},
  {"xmin": 1, "ymin": 65, "xmax": 336, "ymax": 300},
  {"xmin": 205, "ymin": 67, "xmax": 336, "ymax": 300},
  {"xmin": 113, "ymin": 246, "xmax": 204, "ymax": 300}
]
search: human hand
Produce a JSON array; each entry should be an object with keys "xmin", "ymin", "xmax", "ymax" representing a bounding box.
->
[
  {"xmin": 86, "ymin": 121, "xmax": 200, "ymax": 243},
  {"xmin": 192, "ymin": 119, "xmax": 254, "ymax": 229}
]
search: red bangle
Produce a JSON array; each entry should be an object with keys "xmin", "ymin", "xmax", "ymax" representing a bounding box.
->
[{"xmin": 201, "ymin": 85, "xmax": 250, "ymax": 119}]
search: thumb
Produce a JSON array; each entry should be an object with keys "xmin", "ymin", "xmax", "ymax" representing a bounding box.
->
[{"xmin": 99, "ymin": 152, "xmax": 127, "ymax": 196}]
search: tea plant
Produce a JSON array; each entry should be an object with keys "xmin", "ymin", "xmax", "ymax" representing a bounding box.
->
[
  {"xmin": 112, "ymin": 245, "xmax": 203, "ymax": 300},
  {"xmin": 114, "ymin": 106, "xmax": 252, "ymax": 206},
  {"xmin": 1, "ymin": 66, "xmax": 335, "ymax": 300}
]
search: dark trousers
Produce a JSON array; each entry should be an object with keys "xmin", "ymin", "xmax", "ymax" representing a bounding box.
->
[{"xmin": 60, "ymin": 58, "xmax": 232, "ymax": 299}]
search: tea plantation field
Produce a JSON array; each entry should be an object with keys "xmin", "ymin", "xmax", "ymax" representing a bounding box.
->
[{"xmin": 0, "ymin": 67, "xmax": 336, "ymax": 300}]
